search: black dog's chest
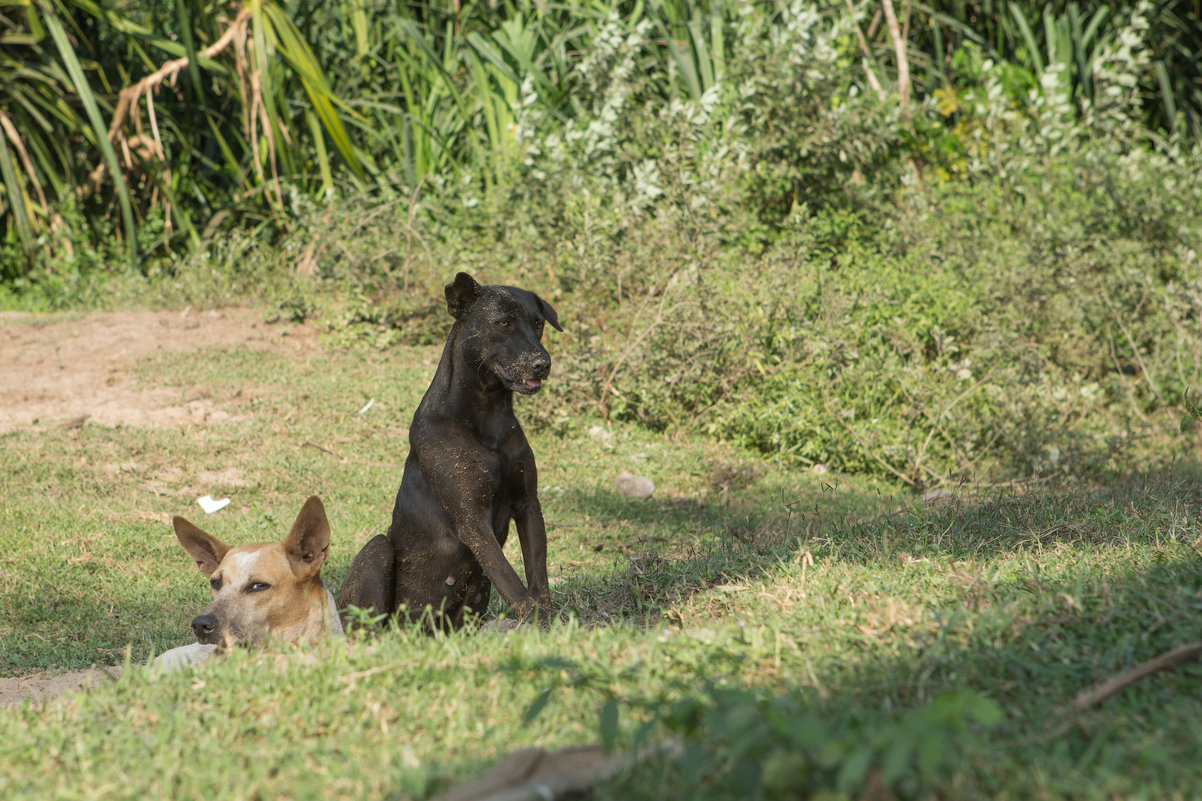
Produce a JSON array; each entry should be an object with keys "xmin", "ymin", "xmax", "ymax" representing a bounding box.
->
[
  {"xmin": 476, "ymin": 426, "xmax": 533, "ymax": 539},
  {"xmin": 473, "ymin": 413, "xmax": 527, "ymax": 458},
  {"xmin": 485, "ymin": 426, "xmax": 534, "ymax": 492}
]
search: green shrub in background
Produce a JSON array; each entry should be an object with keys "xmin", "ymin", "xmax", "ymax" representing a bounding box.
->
[
  {"xmin": 467, "ymin": 1, "xmax": 1199, "ymax": 484},
  {"xmin": 7, "ymin": 0, "xmax": 1201, "ymax": 272},
  {"xmin": 919, "ymin": 0, "xmax": 1202, "ymax": 142}
]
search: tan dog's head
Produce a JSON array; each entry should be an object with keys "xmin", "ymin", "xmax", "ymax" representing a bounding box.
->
[{"xmin": 172, "ymin": 496, "xmax": 336, "ymax": 649}]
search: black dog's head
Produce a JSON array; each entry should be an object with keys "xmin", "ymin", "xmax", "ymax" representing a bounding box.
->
[{"xmin": 445, "ymin": 272, "xmax": 563, "ymax": 395}]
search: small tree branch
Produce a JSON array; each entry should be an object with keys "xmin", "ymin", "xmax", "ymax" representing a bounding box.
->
[
  {"xmin": 598, "ymin": 288, "xmax": 695, "ymax": 417},
  {"xmin": 1101, "ymin": 293, "xmax": 1165, "ymax": 405},
  {"xmin": 881, "ymin": 0, "xmax": 911, "ymax": 117},
  {"xmin": 1072, "ymin": 641, "xmax": 1202, "ymax": 710},
  {"xmin": 89, "ymin": 8, "xmax": 253, "ymax": 190},
  {"xmin": 842, "ymin": 0, "xmax": 886, "ymax": 100}
]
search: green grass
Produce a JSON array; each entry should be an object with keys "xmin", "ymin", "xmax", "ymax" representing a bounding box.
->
[{"xmin": 2, "ymin": 314, "xmax": 1201, "ymax": 799}]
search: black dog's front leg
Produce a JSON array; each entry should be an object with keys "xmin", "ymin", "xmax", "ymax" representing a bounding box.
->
[
  {"xmin": 452, "ymin": 511, "xmax": 539, "ymax": 620},
  {"xmin": 514, "ymin": 498, "xmax": 551, "ymax": 609},
  {"xmin": 418, "ymin": 436, "xmax": 542, "ymax": 621}
]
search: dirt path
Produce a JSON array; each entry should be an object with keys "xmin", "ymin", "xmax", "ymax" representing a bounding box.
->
[
  {"xmin": 0, "ymin": 668, "xmax": 123, "ymax": 708},
  {"xmin": 0, "ymin": 307, "xmax": 319, "ymax": 433},
  {"xmin": 0, "ymin": 307, "xmax": 320, "ymax": 706}
]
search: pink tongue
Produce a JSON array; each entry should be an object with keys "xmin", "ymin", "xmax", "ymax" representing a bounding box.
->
[{"xmin": 525, "ymin": 379, "xmax": 542, "ymax": 389}]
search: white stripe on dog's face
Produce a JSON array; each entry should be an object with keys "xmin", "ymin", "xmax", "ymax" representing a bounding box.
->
[{"xmin": 225, "ymin": 550, "xmax": 261, "ymax": 581}]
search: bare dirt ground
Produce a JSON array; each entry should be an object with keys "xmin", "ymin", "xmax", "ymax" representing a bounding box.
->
[
  {"xmin": 0, "ymin": 667, "xmax": 123, "ymax": 708},
  {"xmin": 0, "ymin": 307, "xmax": 319, "ymax": 433},
  {"xmin": 0, "ymin": 307, "xmax": 320, "ymax": 706}
]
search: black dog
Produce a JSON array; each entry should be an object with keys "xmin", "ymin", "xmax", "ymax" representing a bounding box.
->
[{"xmin": 337, "ymin": 273, "xmax": 561, "ymax": 629}]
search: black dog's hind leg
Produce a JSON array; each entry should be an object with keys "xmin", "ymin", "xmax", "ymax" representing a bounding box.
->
[{"xmin": 336, "ymin": 534, "xmax": 396, "ymax": 630}]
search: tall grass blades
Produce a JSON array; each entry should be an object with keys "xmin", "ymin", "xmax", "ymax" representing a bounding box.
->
[
  {"xmin": 334, "ymin": 2, "xmax": 587, "ymax": 190},
  {"xmin": 649, "ymin": 0, "xmax": 728, "ymax": 102},
  {"xmin": 1, "ymin": 1, "xmax": 129, "ymax": 264},
  {"xmin": 0, "ymin": 0, "xmax": 364, "ymax": 267},
  {"xmin": 920, "ymin": 1, "xmax": 1202, "ymax": 139}
]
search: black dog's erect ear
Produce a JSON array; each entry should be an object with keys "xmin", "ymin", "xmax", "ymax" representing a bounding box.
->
[
  {"xmin": 445, "ymin": 272, "xmax": 480, "ymax": 320},
  {"xmin": 536, "ymin": 294, "xmax": 563, "ymax": 331}
]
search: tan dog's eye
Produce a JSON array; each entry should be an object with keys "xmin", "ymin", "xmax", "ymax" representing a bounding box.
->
[
  {"xmin": 210, "ymin": 577, "xmax": 222, "ymax": 591},
  {"xmin": 246, "ymin": 582, "xmax": 271, "ymax": 593}
]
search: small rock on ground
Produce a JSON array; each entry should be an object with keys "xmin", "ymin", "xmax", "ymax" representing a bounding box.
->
[{"xmin": 615, "ymin": 472, "xmax": 655, "ymax": 499}]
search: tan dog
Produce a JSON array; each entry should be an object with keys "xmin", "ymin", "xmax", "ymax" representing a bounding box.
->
[{"xmin": 155, "ymin": 496, "xmax": 344, "ymax": 671}]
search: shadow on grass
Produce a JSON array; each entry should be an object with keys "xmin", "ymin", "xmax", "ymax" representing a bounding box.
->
[
  {"xmin": 555, "ymin": 467, "xmax": 1202, "ymax": 797},
  {"xmin": 583, "ymin": 552, "xmax": 1202, "ymax": 799},
  {"xmin": 550, "ymin": 470, "xmax": 892, "ymax": 623},
  {"xmin": 555, "ymin": 464, "xmax": 1202, "ymax": 627},
  {"xmin": 0, "ymin": 583, "xmax": 177, "ymax": 674}
]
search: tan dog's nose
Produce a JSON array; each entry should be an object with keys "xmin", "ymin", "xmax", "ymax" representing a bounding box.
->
[{"xmin": 191, "ymin": 613, "xmax": 217, "ymax": 642}]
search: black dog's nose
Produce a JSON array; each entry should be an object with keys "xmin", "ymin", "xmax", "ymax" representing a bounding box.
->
[
  {"xmin": 191, "ymin": 613, "xmax": 217, "ymax": 639},
  {"xmin": 531, "ymin": 355, "xmax": 550, "ymax": 378}
]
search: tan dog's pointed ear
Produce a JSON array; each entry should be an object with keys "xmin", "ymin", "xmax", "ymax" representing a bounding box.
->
[
  {"xmin": 284, "ymin": 495, "xmax": 330, "ymax": 579},
  {"xmin": 173, "ymin": 517, "xmax": 230, "ymax": 577}
]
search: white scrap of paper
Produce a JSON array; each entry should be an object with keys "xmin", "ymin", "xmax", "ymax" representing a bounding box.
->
[
  {"xmin": 358, "ymin": 398, "xmax": 375, "ymax": 415},
  {"xmin": 197, "ymin": 495, "xmax": 230, "ymax": 514}
]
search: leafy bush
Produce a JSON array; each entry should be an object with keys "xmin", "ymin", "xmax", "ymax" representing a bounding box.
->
[
  {"xmin": 553, "ymin": 145, "xmax": 1201, "ymax": 483},
  {"xmin": 599, "ymin": 684, "xmax": 1003, "ymax": 800},
  {"xmin": 920, "ymin": 0, "xmax": 1202, "ymax": 141},
  {"xmin": 513, "ymin": 2, "xmax": 1202, "ymax": 483}
]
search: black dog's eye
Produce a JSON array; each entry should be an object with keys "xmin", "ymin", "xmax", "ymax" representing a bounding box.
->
[
  {"xmin": 497, "ymin": 320, "xmax": 510, "ymax": 327},
  {"xmin": 534, "ymin": 320, "xmax": 544, "ymax": 329},
  {"xmin": 246, "ymin": 582, "xmax": 271, "ymax": 593},
  {"xmin": 210, "ymin": 577, "xmax": 222, "ymax": 591}
]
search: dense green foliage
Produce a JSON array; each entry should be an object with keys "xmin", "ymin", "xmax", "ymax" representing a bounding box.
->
[{"xmin": 3, "ymin": 1, "xmax": 1200, "ymax": 262}]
